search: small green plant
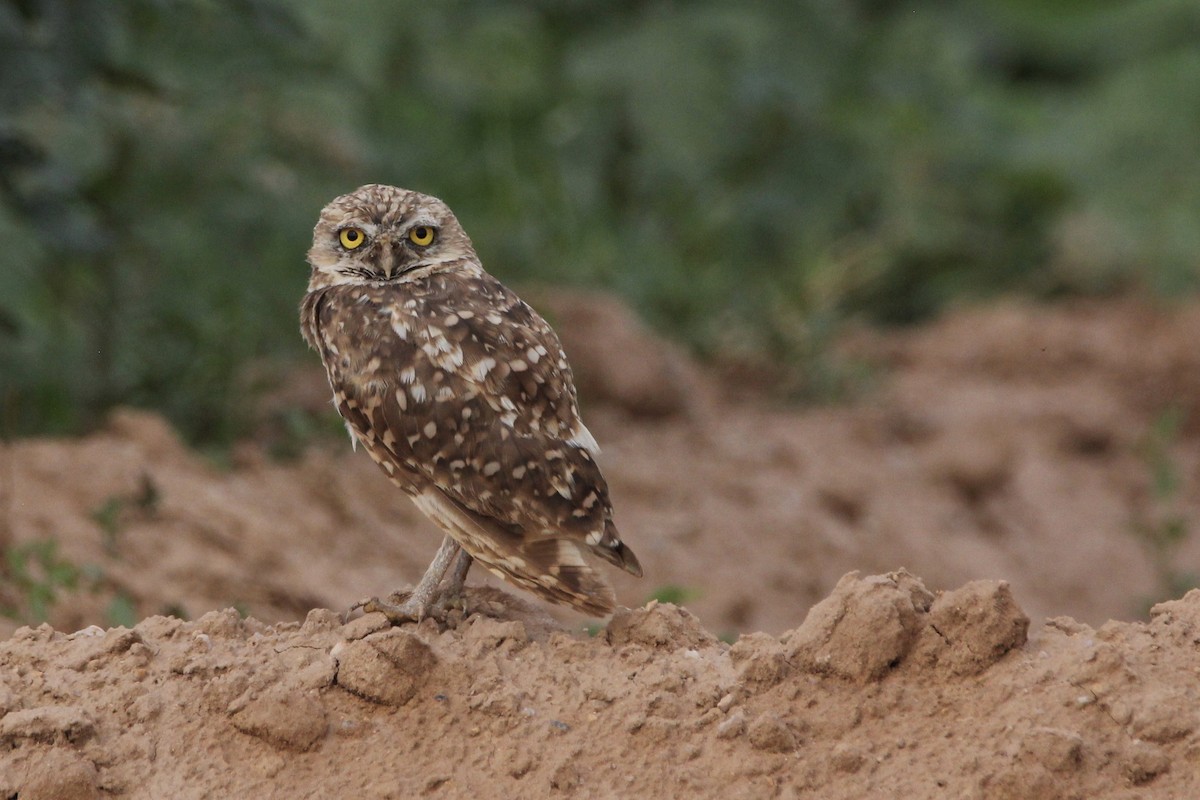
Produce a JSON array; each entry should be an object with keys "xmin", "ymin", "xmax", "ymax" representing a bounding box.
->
[
  {"xmin": 1, "ymin": 539, "xmax": 81, "ymax": 623},
  {"xmin": 89, "ymin": 474, "xmax": 161, "ymax": 556},
  {"xmin": 91, "ymin": 497, "xmax": 124, "ymax": 556},
  {"xmin": 106, "ymin": 592, "xmax": 138, "ymax": 629},
  {"xmin": 646, "ymin": 584, "xmax": 700, "ymax": 606},
  {"xmin": 1133, "ymin": 407, "xmax": 1199, "ymax": 613}
]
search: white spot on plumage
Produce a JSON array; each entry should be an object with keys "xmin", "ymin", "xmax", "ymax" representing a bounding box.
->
[
  {"xmin": 471, "ymin": 357, "xmax": 496, "ymax": 381},
  {"xmin": 399, "ymin": 366, "xmax": 416, "ymax": 384},
  {"xmin": 423, "ymin": 421, "xmax": 437, "ymax": 438},
  {"xmin": 567, "ymin": 423, "xmax": 601, "ymax": 455},
  {"xmin": 410, "ymin": 383, "xmax": 427, "ymax": 403},
  {"xmin": 483, "ymin": 461, "xmax": 501, "ymax": 476},
  {"xmin": 510, "ymin": 359, "xmax": 528, "ymax": 372}
]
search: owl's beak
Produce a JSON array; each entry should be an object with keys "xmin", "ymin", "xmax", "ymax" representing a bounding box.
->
[{"xmin": 376, "ymin": 237, "xmax": 406, "ymax": 280}]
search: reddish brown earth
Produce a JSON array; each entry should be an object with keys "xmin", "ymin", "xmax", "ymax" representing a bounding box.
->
[{"xmin": 2, "ymin": 295, "xmax": 1200, "ymax": 797}]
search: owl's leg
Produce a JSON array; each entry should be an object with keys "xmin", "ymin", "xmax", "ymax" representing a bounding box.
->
[
  {"xmin": 357, "ymin": 536, "xmax": 464, "ymax": 623},
  {"xmin": 430, "ymin": 547, "xmax": 473, "ymax": 616}
]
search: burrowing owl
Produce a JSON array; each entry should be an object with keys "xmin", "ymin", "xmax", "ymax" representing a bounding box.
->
[{"xmin": 301, "ymin": 184, "xmax": 642, "ymax": 620}]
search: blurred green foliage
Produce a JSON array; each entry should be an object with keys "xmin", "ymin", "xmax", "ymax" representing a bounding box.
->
[{"xmin": 2, "ymin": 0, "xmax": 1199, "ymax": 443}]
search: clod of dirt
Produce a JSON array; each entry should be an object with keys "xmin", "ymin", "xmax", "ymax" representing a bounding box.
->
[
  {"xmin": 7, "ymin": 747, "xmax": 100, "ymax": 800},
  {"xmin": 333, "ymin": 628, "xmax": 437, "ymax": 706},
  {"xmin": 715, "ymin": 710, "xmax": 746, "ymax": 739},
  {"xmin": 605, "ymin": 601, "xmax": 717, "ymax": 650},
  {"xmin": 460, "ymin": 616, "xmax": 530, "ymax": 657},
  {"xmin": 1149, "ymin": 589, "xmax": 1200, "ymax": 634},
  {"xmin": 784, "ymin": 570, "xmax": 934, "ymax": 681},
  {"xmin": 728, "ymin": 631, "xmax": 789, "ymax": 688},
  {"xmin": 746, "ymin": 712, "xmax": 797, "ymax": 752},
  {"xmin": 1022, "ymin": 727, "xmax": 1085, "ymax": 773},
  {"xmin": 0, "ymin": 706, "xmax": 95, "ymax": 744},
  {"xmin": 914, "ymin": 580, "xmax": 1029, "ymax": 675},
  {"xmin": 1128, "ymin": 687, "xmax": 1198, "ymax": 744},
  {"xmin": 229, "ymin": 683, "xmax": 328, "ymax": 752},
  {"xmin": 1123, "ymin": 740, "xmax": 1172, "ymax": 785}
]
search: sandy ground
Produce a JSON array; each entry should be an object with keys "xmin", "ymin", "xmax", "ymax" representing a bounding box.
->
[{"xmin": 2, "ymin": 295, "xmax": 1200, "ymax": 797}]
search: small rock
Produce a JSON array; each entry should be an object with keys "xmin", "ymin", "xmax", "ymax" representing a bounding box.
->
[
  {"xmin": 462, "ymin": 617, "xmax": 529, "ymax": 653},
  {"xmin": 1130, "ymin": 688, "xmax": 1198, "ymax": 743},
  {"xmin": 509, "ymin": 754, "xmax": 534, "ymax": 779},
  {"xmin": 830, "ymin": 743, "xmax": 866, "ymax": 774},
  {"xmin": 786, "ymin": 571, "xmax": 931, "ymax": 682},
  {"xmin": 295, "ymin": 656, "xmax": 338, "ymax": 690},
  {"xmin": 1022, "ymin": 727, "xmax": 1084, "ymax": 773},
  {"xmin": 300, "ymin": 608, "xmax": 342, "ymax": 634},
  {"xmin": 0, "ymin": 682, "xmax": 18, "ymax": 715},
  {"xmin": 550, "ymin": 759, "xmax": 582, "ymax": 791},
  {"xmin": 13, "ymin": 748, "xmax": 100, "ymax": 800},
  {"xmin": 729, "ymin": 632, "xmax": 789, "ymax": 689},
  {"xmin": 716, "ymin": 711, "xmax": 746, "ymax": 740},
  {"xmin": 335, "ymin": 629, "xmax": 436, "ymax": 706},
  {"xmin": 747, "ymin": 712, "xmax": 796, "ymax": 753},
  {"xmin": 66, "ymin": 628, "xmax": 147, "ymax": 671},
  {"xmin": 606, "ymin": 602, "xmax": 716, "ymax": 650},
  {"xmin": 915, "ymin": 580, "xmax": 1029, "ymax": 675},
  {"xmin": 340, "ymin": 611, "xmax": 390, "ymax": 641},
  {"xmin": 1123, "ymin": 741, "xmax": 1170, "ymax": 785},
  {"xmin": 0, "ymin": 706, "xmax": 95, "ymax": 744},
  {"xmin": 230, "ymin": 683, "xmax": 328, "ymax": 752},
  {"xmin": 194, "ymin": 608, "xmax": 244, "ymax": 638},
  {"xmin": 133, "ymin": 614, "xmax": 185, "ymax": 642}
]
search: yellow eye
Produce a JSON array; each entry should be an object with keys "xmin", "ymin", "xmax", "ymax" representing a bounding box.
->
[
  {"xmin": 339, "ymin": 227, "xmax": 365, "ymax": 249},
  {"xmin": 408, "ymin": 226, "xmax": 436, "ymax": 247}
]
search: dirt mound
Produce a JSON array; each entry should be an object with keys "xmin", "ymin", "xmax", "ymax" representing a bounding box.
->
[{"xmin": 2, "ymin": 572, "xmax": 1197, "ymax": 798}]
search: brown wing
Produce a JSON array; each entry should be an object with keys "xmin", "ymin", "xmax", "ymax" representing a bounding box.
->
[{"xmin": 303, "ymin": 271, "xmax": 641, "ymax": 584}]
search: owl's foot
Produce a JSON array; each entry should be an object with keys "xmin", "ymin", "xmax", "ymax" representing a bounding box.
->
[
  {"xmin": 355, "ymin": 593, "xmax": 431, "ymax": 624},
  {"xmin": 354, "ymin": 535, "xmax": 474, "ymax": 624},
  {"xmin": 354, "ymin": 587, "xmax": 466, "ymax": 624}
]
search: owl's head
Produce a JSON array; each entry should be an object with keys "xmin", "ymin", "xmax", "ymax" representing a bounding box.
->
[{"xmin": 307, "ymin": 184, "xmax": 478, "ymax": 289}]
